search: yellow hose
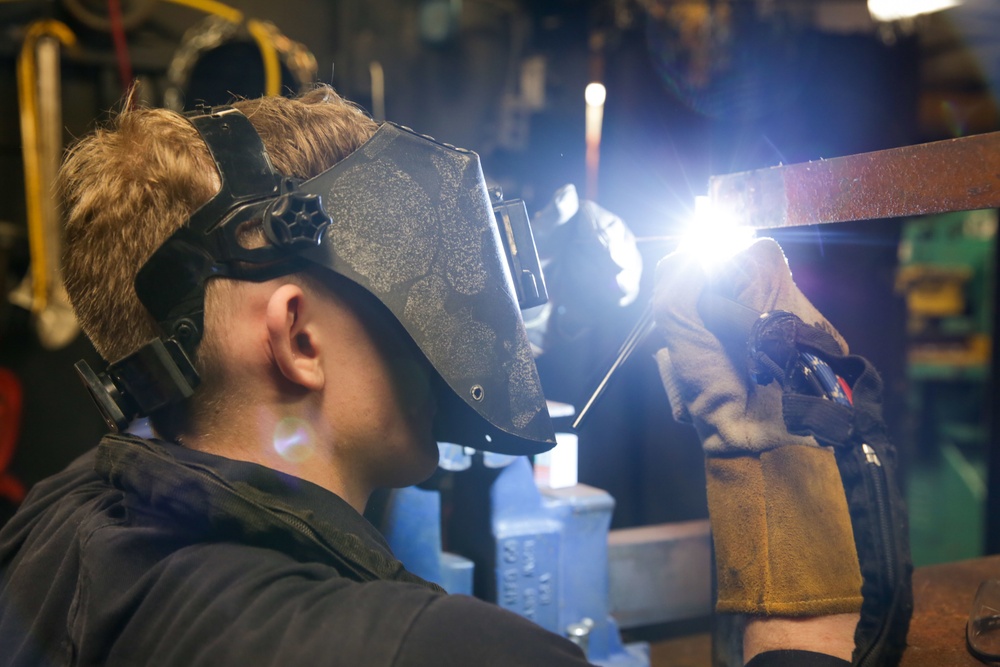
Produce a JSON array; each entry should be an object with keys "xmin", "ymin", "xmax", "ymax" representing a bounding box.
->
[
  {"xmin": 162, "ymin": 0, "xmax": 281, "ymax": 97},
  {"xmin": 17, "ymin": 20, "xmax": 76, "ymax": 314},
  {"xmin": 16, "ymin": 6, "xmax": 279, "ymax": 315},
  {"xmin": 247, "ymin": 20, "xmax": 282, "ymax": 97},
  {"xmin": 161, "ymin": 0, "xmax": 243, "ymax": 23}
]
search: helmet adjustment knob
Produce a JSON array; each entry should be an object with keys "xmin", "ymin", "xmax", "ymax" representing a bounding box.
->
[{"xmin": 265, "ymin": 192, "xmax": 332, "ymax": 248}]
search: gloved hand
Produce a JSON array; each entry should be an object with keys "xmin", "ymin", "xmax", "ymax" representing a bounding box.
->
[
  {"xmin": 529, "ymin": 184, "xmax": 642, "ymax": 347},
  {"xmin": 653, "ymin": 238, "xmax": 864, "ymax": 617},
  {"xmin": 533, "ymin": 184, "xmax": 642, "ymax": 311},
  {"xmin": 654, "ymin": 238, "xmax": 847, "ymax": 455}
]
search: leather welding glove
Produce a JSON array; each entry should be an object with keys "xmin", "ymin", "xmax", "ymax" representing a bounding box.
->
[
  {"xmin": 528, "ymin": 185, "xmax": 642, "ymax": 348},
  {"xmin": 653, "ymin": 238, "xmax": 864, "ymax": 617}
]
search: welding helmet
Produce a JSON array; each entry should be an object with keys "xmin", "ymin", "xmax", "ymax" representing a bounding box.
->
[{"xmin": 75, "ymin": 105, "xmax": 555, "ymax": 456}]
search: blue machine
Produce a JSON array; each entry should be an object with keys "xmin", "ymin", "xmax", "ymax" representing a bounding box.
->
[
  {"xmin": 379, "ymin": 454, "xmax": 649, "ymax": 666},
  {"xmin": 378, "ymin": 484, "xmax": 475, "ymax": 596}
]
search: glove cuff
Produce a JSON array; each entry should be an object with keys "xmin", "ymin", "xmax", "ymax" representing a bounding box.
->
[{"xmin": 707, "ymin": 445, "xmax": 863, "ymax": 616}]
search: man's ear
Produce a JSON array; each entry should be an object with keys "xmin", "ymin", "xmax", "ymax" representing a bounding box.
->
[{"xmin": 265, "ymin": 283, "xmax": 325, "ymax": 391}]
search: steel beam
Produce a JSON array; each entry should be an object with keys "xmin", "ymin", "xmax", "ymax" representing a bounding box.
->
[{"xmin": 709, "ymin": 131, "xmax": 1000, "ymax": 229}]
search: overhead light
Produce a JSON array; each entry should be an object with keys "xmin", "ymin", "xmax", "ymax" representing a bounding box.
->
[
  {"xmin": 584, "ymin": 82, "xmax": 607, "ymax": 200},
  {"xmin": 585, "ymin": 82, "xmax": 606, "ymax": 108},
  {"xmin": 868, "ymin": 0, "xmax": 962, "ymax": 22}
]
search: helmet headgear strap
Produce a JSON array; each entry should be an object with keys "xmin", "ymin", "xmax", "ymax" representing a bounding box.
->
[{"xmin": 75, "ymin": 104, "xmax": 329, "ymax": 432}]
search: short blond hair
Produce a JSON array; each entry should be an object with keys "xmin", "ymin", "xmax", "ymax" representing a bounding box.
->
[{"xmin": 61, "ymin": 87, "xmax": 378, "ymax": 432}]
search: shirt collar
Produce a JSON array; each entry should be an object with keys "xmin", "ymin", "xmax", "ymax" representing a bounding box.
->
[{"xmin": 95, "ymin": 433, "xmax": 440, "ymax": 590}]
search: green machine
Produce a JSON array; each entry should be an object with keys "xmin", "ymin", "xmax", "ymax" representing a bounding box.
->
[{"xmin": 896, "ymin": 209, "xmax": 996, "ymax": 565}]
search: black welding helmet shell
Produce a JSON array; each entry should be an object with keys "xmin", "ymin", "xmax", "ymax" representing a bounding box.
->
[
  {"xmin": 132, "ymin": 110, "xmax": 555, "ymax": 456},
  {"xmin": 295, "ymin": 124, "xmax": 554, "ymax": 455}
]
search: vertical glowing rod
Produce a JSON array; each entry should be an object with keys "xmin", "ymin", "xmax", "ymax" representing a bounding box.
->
[
  {"xmin": 585, "ymin": 82, "xmax": 606, "ymax": 201},
  {"xmin": 370, "ymin": 61, "xmax": 386, "ymax": 122}
]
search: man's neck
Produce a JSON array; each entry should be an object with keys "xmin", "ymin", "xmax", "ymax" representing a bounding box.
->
[{"xmin": 179, "ymin": 412, "xmax": 372, "ymax": 514}]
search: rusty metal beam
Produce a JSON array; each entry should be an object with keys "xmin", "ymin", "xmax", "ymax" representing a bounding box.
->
[{"xmin": 709, "ymin": 131, "xmax": 1000, "ymax": 229}]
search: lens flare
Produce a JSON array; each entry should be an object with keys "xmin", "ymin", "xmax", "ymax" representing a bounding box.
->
[
  {"xmin": 273, "ymin": 417, "xmax": 316, "ymax": 463},
  {"xmin": 941, "ymin": 99, "xmax": 966, "ymax": 138},
  {"xmin": 679, "ymin": 195, "xmax": 756, "ymax": 271}
]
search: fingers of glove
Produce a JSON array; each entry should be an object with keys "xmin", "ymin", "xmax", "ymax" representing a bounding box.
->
[
  {"xmin": 543, "ymin": 198, "xmax": 642, "ymax": 310},
  {"xmin": 657, "ymin": 346, "xmax": 817, "ymax": 454},
  {"xmin": 652, "ymin": 250, "xmax": 750, "ymax": 438},
  {"xmin": 655, "ymin": 348, "xmax": 692, "ymax": 424},
  {"xmin": 724, "ymin": 239, "xmax": 849, "ymax": 355},
  {"xmin": 653, "ymin": 238, "xmax": 850, "ymax": 385},
  {"xmin": 655, "ymin": 238, "xmax": 847, "ymax": 354},
  {"xmin": 653, "ymin": 238, "xmax": 822, "ymax": 453},
  {"xmin": 579, "ymin": 200, "xmax": 643, "ymax": 306},
  {"xmin": 532, "ymin": 183, "xmax": 580, "ymax": 234}
]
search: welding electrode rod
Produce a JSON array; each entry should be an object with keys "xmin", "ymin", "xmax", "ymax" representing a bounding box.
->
[
  {"xmin": 571, "ymin": 293, "xmax": 763, "ymax": 431},
  {"xmin": 572, "ymin": 303, "xmax": 655, "ymax": 431}
]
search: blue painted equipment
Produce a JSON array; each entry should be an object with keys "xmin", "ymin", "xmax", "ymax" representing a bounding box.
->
[
  {"xmin": 380, "ymin": 455, "xmax": 648, "ymax": 666},
  {"xmin": 379, "ymin": 485, "xmax": 474, "ymax": 595}
]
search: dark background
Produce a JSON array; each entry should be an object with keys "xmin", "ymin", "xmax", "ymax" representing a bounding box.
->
[{"xmin": 1, "ymin": 0, "xmax": 997, "ymax": 537}]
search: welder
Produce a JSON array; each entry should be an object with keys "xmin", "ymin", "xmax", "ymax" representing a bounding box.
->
[{"xmin": 0, "ymin": 87, "xmax": 909, "ymax": 666}]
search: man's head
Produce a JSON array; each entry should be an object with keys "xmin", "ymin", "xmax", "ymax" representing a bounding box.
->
[
  {"xmin": 62, "ymin": 87, "xmax": 379, "ymax": 440},
  {"xmin": 63, "ymin": 88, "xmax": 555, "ymax": 491}
]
